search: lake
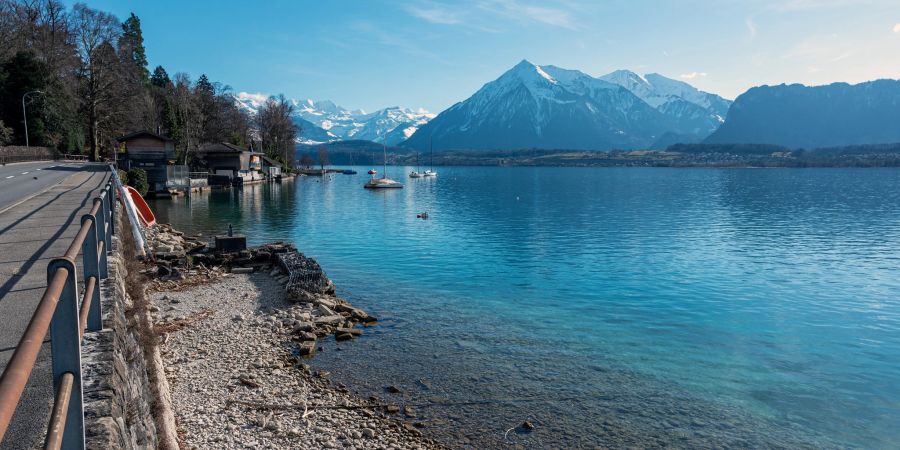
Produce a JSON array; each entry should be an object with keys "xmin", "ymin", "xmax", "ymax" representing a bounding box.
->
[{"xmin": 149, "ymin": 166, "xmax": 900, "ymax": 449}]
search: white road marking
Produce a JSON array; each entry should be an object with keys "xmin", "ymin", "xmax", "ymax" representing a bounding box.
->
[
  {"xmin": 36, "ymin": 168, "xmax": 42, "ymax": 171},
  {"xmin": 5, "ymin": 176, "xmax": 13, "ymax": 179},
  {"xmin": 21, "ymin": 172, "xmax": 28, "ymax": 175}
]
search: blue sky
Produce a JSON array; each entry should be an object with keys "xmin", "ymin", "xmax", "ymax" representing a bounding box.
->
[{"xmin": 73, "ymin": 0, "xmax": 900, "ymax": 113}]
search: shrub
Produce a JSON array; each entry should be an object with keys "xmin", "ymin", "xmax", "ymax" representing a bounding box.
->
[
  {"xmin": 126, "ymin": 167, "xmax": 149, "ymax": 196},
  {"xmin": 117, "ymin": 169, "xmax": 128, "ymax": 185}
]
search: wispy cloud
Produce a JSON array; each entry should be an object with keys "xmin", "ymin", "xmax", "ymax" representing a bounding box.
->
[
  {"xmin": 405, "ymin": 3, "xmax": 463, "ymax": 25},
  {"xmin": 783, "ymin": 33, "xmax": 857, "ymax": 65},
  {"xmin": 745, "ymin": 17, "xmax": 758, "ymax": 40},
  {"xmin": 680, "ymin": 72, "xmax": 708, "ymax": 79},
  {"xmin": 893, "ymin": 23, "xmax": 900, "ymax": 33},
  {"xmin": 349, "ymin": 21, "xmax": 450, "ymax": 64},
  {"xmin": 403, "ymin": 0, "xmax": 580, "ymax": 31},
  {"xmin": 770, "ymin": 0, "xmax": 878, "ymax": 12}
]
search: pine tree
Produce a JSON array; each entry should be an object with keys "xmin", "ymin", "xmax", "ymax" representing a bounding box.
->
[
  {"xmin": 0, "ymin": 51, "xmax": 51, "ymax": 146},
  {"xmin": 121, "ymin": 13, "xmax": 149, "ymax": 82},
  {"xmin": 150, "ymin": 65, "xmax": 171, "ymax": 88},
  {"xmin": 195, "ymin": 74, "xmax": 214, "ymax": 96}
]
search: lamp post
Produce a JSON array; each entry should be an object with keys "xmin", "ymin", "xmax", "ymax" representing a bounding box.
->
[{"xmin": 22, "ymin": 90, "xmax": 44, "ymax": 148}]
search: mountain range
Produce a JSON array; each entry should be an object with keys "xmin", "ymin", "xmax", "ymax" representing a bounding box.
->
[
  {"xmin": 401, "ymin": 60, "xmax": 731, "ymax": 151},
  {"xmin": 234, "ymin": 93, "xmax": 434, "ymax": 145},
  {"xmin": 705, "ymin": 79, "xmax": 900, "ymax": 149},
  {"xmin": 243, "ymin": 61, "xmax": 900, "ymax": 153}
]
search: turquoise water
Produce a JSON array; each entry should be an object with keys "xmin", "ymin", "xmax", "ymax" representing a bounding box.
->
[{"xmin": 150, "ymin": 167, "xmax": 900, "ymax": 448}]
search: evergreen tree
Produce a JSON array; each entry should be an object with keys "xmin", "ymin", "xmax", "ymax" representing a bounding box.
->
[
  {"xmin": 120, "ymin": 13, "xmax": 148, "ymax": 82},
  {"xmin": 195, "ymin": 74, "xmax": 214, "ymax": 96},
  {"xmin": 150, "ymin": 65, "xmax": 171, "ymax": 88},
  {"xmin": 161, "ymin": 98, "xmax": 180, "ymax": 141},
  {"xmin": 0, "ymin": 51, "xmax": 51, "ymax": 145}
]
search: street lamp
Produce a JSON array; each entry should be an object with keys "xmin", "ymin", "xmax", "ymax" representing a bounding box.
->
[{"xmin": 22, "ymin": 90, "xmax": 44, "ymax": 148}]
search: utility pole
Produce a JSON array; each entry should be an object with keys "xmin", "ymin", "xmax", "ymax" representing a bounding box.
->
[{"xmin": 22, "ymin": 90, "xmax": 44, "ymax": 148}]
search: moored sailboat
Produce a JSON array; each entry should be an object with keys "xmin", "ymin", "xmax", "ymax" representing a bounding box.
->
[
  {"xmin": 409, "ymin": 152, "xmax": 424, "ymax": 178},
  {"xmin": 365, "ymin": 141, "xmax": 404, "ymax": 189},
  {"xmin": 423, "ymin": 137, "xmax": 437, "ymax": 177}
]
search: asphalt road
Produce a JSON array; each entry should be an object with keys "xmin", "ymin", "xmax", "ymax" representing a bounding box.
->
[
  {"xmin": 0, "ymin": 161, "xmax": 85, "ymax": 213},
  {"xmin": 0, "ymin": 162, "xmax": 110, "ymax": 450}
]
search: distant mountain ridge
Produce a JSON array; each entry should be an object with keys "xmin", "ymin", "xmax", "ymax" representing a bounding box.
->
[
  {"xmin": 402, "ymin": 60, "xmax": 731, "ymax": 151},
  {"xmin": 705, "ymin": 80, "xmax": 900, "ymax": 148},
  {"xmin": 234, "ymin": 93, "xmax": 434, "ymax": 145}
]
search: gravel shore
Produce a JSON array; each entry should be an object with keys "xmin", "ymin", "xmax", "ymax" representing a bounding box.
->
[{"xmin": 150, "ymin": 271, "xmax": 444, "ymax": 449}]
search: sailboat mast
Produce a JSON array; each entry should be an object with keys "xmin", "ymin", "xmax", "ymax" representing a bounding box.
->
[
  {"xmin": 382, "ymin": 140, "xmax": 387, "ymax": 177},
  {"xmin": 429, "ymin": 136, "xmax": 433, "ymax": 171}
]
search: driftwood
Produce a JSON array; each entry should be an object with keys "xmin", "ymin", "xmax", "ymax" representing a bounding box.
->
[{"xmin": 238, "ymin": 377, "xmax": 261, "ymax": 388}]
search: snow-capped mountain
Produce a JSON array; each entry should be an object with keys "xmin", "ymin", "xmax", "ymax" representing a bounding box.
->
[
  {"xmin": 599, "ymin": 70, "xmax": 731, "ymax": 138},
  {"xmin": 234, "ymin": 93, "xmax": 433, "ymax": 145},
  {"xmin": 403, "ymin": 60, "xmax": 730, "ymax": 151}
]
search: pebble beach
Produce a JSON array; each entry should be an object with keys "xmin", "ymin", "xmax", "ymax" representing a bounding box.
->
[{"xmin": 150, "ymin": 268, "xmax": 445, "ymax": 449}]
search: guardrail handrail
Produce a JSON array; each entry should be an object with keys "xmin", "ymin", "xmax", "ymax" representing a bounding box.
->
[{"xmin": 0, "ymin": 165, "xmax": 117, "ymax": 450}]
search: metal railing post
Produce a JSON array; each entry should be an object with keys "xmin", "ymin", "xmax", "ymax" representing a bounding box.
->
[
  {"xmin": 80, "ymin": 214, "xmax": 102, "ymax": 333},
  {"xmin": 92, "ymin": 198, "xmax": 109, "ymax": 279},
  {"xmin": 47, "ymin": 258, "xmax": 85, "ymax": 450},
  {"xmin": 106, "ymin": 181, "xmax": 116, "ymax": 237}
]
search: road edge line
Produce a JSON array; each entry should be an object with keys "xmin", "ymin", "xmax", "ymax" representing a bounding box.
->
[{"xmin": 0, "ymin": 173, "xmax": 68, "ymax": 215}]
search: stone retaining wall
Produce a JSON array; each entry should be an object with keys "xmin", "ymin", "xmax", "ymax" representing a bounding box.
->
[{"xmin": 80, "ymin": 218, "xmax": 158, "ymax": 449}]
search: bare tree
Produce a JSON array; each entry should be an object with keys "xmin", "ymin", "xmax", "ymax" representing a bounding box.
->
[
  {"xmin": 256, "ymin": 94, "xmax": 298, "ymax": 166},
  {"xmin": 299, "ymin": 153, "xmax": 313, "ymax": 168},
  {"xmin": 70, "ymin": 2, "xmax": 120, "ymax": 160},
  {"xmin": 172, "ymin": 72, "xmax": 201, "ymax": 163},
  {"xmin": 317, "ymin": 145, "xmax": 329, "ymax": 170}
]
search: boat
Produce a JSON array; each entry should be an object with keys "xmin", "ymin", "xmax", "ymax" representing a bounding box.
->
[
  {"xmin": 423, "ymin": 137, "xmax": 438, "ymax": 177},
  {"xmin": 365, "ymin": 141, "xmax": 403, "ymax": 189},
  {"xmin": 364, "ymin": 177, "xmax": 404, "ymax": 189},
  {"xmin": 409, "ymin": 152, "xmax": 424, "ymax": 178},
  {"xmin": 367, "ymin": 149, "xmax": 377, "ymax": 174},
  {"xmin": 125, "ymin": 185, "xmax": 157, "ymax": 227}
]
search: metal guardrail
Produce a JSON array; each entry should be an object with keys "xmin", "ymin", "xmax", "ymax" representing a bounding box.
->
[{"xmin": 0, "ymin": 166, "xmax": 116, "ymax": 450}]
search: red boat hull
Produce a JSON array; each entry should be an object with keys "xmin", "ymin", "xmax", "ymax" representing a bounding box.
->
[{"xmin": 125, "ymin": 185, "xmax": 157, "ymax": 227}]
